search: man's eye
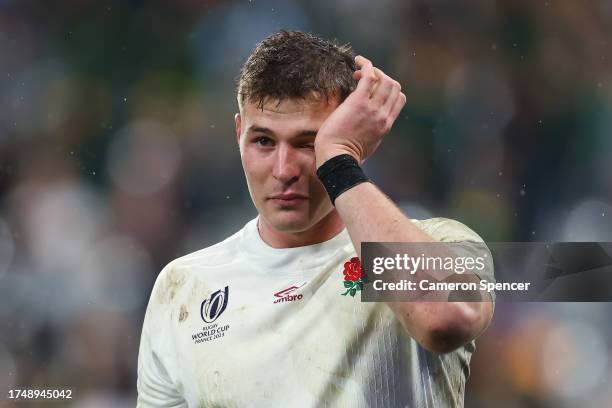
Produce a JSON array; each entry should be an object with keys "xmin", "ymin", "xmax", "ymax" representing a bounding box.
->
[
  {"xmin": 301, "ymin": 143, "xmax": 315, "ymax": 149},
  {"xmin": 254, "ymin": 137, "xmax": 273, "ymax": 147}
]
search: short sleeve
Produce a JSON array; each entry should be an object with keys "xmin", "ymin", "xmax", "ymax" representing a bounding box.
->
[
  {"xmin": 137, "ymin": 265, "xmax": 187, "ymax": 408},
  {"xmin": 415, "ymin": 217, "xmax": 496, "ymax": 303}
]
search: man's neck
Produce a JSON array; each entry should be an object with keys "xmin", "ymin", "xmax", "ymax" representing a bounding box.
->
[{"xmin": 257, "ymin": 210, "xmax": 345, "ymax": 249}]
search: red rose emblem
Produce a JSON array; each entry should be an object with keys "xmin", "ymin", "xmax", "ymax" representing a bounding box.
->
[
  {"xmin": 343, "ymin": 257, "xmax": 363, "ymax": 282},
  {"xmin": 341, "ymin": 257, "xmax": 365, "ymax": 297}
]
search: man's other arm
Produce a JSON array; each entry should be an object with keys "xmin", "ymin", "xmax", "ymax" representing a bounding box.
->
[
  {"xmin": 315, "ymin": 55, "xmax": 493, "ymax": 354},
  {"xmin": 334, "ymin": 182, "xmax": 493, "ymax": 354},
  {"xmin": 137, "ymin": 264, "xmax": 187, "ymax": 407}
]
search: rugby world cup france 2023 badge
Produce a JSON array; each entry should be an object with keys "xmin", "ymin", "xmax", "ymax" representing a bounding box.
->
[
  {"xmin": 201, "ymin": 286, "xmax": 229, "ymax": 323},
  {"xmin": 192, "ymin": 286, "xmax": 231, "ymax": 345}
]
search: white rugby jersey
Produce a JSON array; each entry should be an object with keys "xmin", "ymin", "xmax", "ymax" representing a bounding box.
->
[{"xmin": 137, "ymin": 216, "xmax": 491, "ymax": 408}]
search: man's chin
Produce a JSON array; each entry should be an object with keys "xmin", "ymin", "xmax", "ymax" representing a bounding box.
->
[
  {"xmin": 264, "ymin": 211, "xmax": 313, "ymax": 233},
  {"xmin": 269, "ymin": 217, "xmax": 310, "ymax": 233}
]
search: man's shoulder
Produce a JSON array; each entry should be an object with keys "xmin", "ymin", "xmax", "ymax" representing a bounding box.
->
[
  {"xmin": 149, "ymin": 222, "xmax": 250, "ymax": 306},
  {"xmin": 173, "ymin": 229, "xmax": 243, "ymax": 268},
  {"xmin": 162, "ymin": 220, "xmax": 251, "ymax": 274},
  {"xmin": 171, "ymin": 217, "xmax": 256, "ymax": 272},
  {"xmin": 411, "ymin": 217, "xmax": 484, "ymax": 243}
]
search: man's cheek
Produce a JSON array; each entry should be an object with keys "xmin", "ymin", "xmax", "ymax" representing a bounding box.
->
[{"xmin": 312, "ymin": 182, "xmax": 328, "ymax": 200}]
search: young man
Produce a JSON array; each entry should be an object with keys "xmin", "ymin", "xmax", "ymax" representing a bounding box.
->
[{"xmin": 137, "ymin": 31, "xmax": 494, "ymax": 407}]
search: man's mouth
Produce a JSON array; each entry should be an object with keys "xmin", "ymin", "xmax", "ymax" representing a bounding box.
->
[{"xmin": 269, "ymin": 193, "xmax": 308, "ymax": 205}]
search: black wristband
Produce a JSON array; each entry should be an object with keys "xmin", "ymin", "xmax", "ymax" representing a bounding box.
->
[{"xmin": 316, "ymin": 154, "xmax": 370, "ymax": 205}]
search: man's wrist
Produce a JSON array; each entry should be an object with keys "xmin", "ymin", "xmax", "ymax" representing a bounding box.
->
[
  {"xmin": 316, "ymin": 154, "xmax": 370, "ymax": 205},
  {"xmin": 315, "ymin": 146, "xmax": 360, "ymax": 169}
]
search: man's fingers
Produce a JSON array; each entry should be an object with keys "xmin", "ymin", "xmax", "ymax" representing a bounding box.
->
[
  {"xmin": 355, "ymin": 56, "xmax": 377, "ymax": 96},
  {"xmin": 372, "ymin": 68, "xmax": 396, "ymax": 106},
  {"xmin": 354, "ymin": 57, "xmax": 404, "ymax": 124},
  {"xmin": 382, "ymin": 79, "xmax": 402, "ymax": 113},
  {"xmin": 389, "ymin": 92, "xmax": 407, "ymax": 121},
  {"xmin": 355, "ymin": 55, "xmax": 373, "ymax": 71}
]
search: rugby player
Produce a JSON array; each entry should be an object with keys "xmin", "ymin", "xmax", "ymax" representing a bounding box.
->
[{"xmin": 137, "ymin": 30, "xmax": 494, "ymax": 407}]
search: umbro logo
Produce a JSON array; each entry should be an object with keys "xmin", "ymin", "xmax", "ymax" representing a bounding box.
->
[{"xmin": 273, "ymin": 282, "xmax": 307, "ymax": 304}]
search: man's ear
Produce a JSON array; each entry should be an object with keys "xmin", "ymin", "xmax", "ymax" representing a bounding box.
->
[{"xmin": 234, "ymin": 113, "xmax": 241, "ymax": 146}]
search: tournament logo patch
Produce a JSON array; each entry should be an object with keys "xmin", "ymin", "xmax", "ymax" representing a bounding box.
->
[
  {"xmin": 201, "ymin": 286, "xmax": 229, "ymax": 323},
  {"xmin": 192, "ymin": 286, "xmax": 231, "ymax": 344}
]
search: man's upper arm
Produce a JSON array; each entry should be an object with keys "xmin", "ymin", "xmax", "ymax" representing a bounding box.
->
[
  {"xmin": 421, "ymin": 218, "xmax": 496, "ymax": 326},
  {"xmin": 137, "ymin": 264, "xmax": 187, "ymax": 408},
  {"xmin": 423, "ymin": 218, "xmax": 496, "ymax": 299}
]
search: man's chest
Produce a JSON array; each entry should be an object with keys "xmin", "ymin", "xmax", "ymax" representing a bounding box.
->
[{"xmin": 164, "ymin": 266, "xmax": 400, "ymax": 407}]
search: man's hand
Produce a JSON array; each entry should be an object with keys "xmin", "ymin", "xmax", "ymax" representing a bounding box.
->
[{"xmin": 315, "ymin": 55, "xmax": 407, "ymax": 168}]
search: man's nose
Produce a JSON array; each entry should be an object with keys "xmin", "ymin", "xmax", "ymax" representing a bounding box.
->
[{"xmin": 272, "ymin": 144, "xmax": 300, "ymax": 184}]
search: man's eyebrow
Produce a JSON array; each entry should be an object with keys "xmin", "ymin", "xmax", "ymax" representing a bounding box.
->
[
  {"xmin": 296, "ymin": 130, "xmax": 318, "ymax": 137},
  {"xmin": 248, "ymin": 126, "xmax": 274, "ymax": 134},
  {"xmin": 247, "ymin": 126, "xmax": 318, "ymax": 137}
]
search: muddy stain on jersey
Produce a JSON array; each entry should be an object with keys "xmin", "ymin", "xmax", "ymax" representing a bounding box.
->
[{"xmin": 179, "ymin": 304, "xmax": 189, "ymax": 322}]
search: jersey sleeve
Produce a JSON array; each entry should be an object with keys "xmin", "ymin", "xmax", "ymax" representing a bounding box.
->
[
  {"xmin": 418, "ymin": 217, "xmax": 497, "ymax": 303},
  {"xmin": 137, "ymin": 264, "xmax": 187, "ymax": 408}
]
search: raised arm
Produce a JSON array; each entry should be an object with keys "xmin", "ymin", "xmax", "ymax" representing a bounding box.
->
[{"xmin": 315, "ymin": 56, "xmax": 493, "ymax": 354}]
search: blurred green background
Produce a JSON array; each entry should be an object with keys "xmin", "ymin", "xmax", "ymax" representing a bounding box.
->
[{"xmin": 1, "ymin": 0, "xmax": 612, "ymax": 407}]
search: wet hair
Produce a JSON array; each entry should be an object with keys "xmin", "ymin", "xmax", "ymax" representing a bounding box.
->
[{"xmin": 237, "ymin": 30, "xmax": 357, "ymax": 109}]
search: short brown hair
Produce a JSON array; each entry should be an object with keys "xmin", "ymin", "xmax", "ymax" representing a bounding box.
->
[{"xmin": 237, "ymin": 30, "xmax": 357, "ymax": 109}]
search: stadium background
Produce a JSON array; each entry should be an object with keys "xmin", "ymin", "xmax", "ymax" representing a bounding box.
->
[{"xmin": 1, "ymin": 1, "xmax": 612, "ymax": 406}]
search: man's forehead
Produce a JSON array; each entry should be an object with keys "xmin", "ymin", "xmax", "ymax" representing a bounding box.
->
[{"xmin": 243, "ymin": 96, "xmax": 338, "ymax": 116}]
